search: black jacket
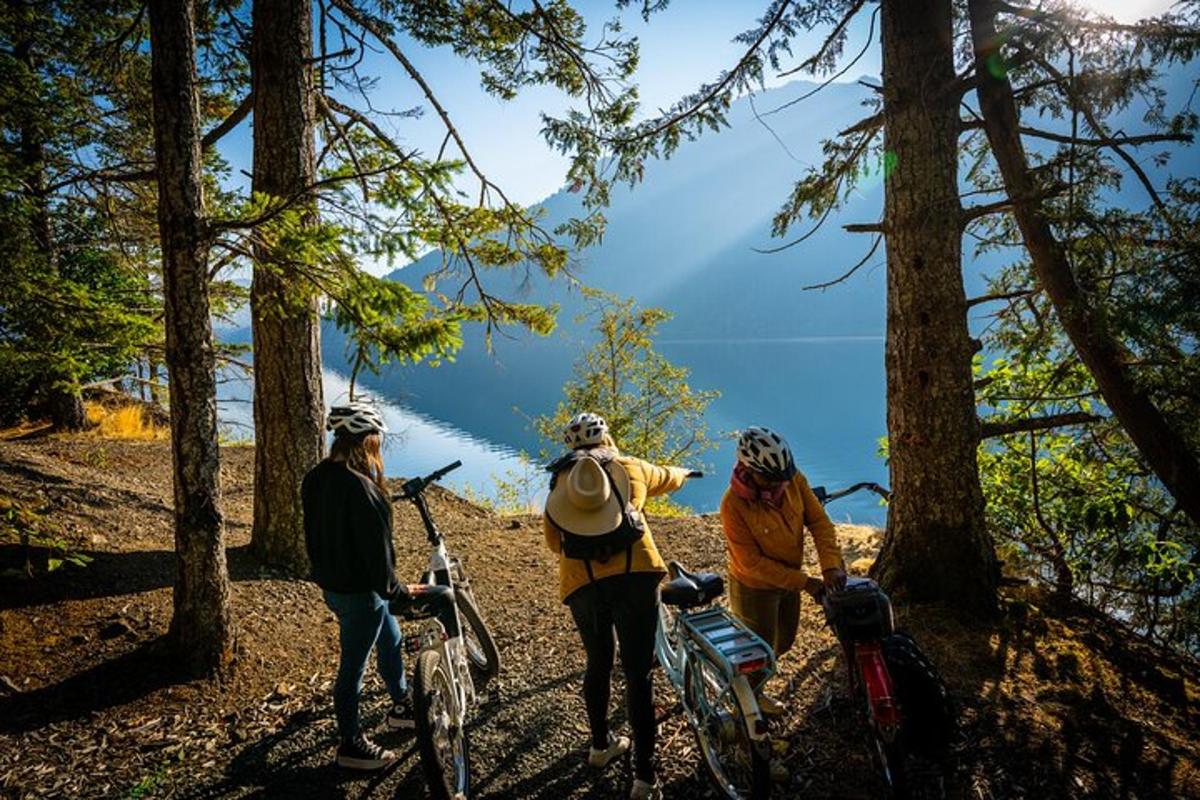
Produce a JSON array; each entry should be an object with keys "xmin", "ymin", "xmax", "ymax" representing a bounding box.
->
[{"xmin": 302, "ymin": 460, "xmax": 401, "ymax": 599}]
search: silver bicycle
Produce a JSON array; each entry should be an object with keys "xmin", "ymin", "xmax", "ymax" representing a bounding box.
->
[
  {"xmin": 391, "ymin": 461, "xmax": 501, "ymax": 800},
  {"xmin": 656, "ymin": 559, "xmax": 777, "ymax": 799}
]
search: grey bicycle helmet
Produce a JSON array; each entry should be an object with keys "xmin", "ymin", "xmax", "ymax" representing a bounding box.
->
[
  {"xmin": 326, "ymin": 402, "xmax": 387, "ymax": 436},
  {"xmin": 736, "ymin": 426, "xmax": 797, "ymax": 481}
]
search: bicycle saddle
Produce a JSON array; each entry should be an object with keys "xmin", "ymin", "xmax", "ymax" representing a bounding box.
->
[
  {"xmin": 661, "ymin": 560, "xmax": 724, "ymax": 608},
  {"xmin": 390, "ymin": 584, "xmax": 455, "ymax": 621}
]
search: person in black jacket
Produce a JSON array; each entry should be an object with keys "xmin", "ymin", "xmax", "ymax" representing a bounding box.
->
[{"xmin": 302, "ymin": 403, "xmax": 413, "ymax": 771}]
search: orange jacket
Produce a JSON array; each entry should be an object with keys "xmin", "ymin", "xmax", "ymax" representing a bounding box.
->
[
  {"xmin": 719, "ymin": 471, "xmax": 843, "ymax": 591},
  {"xmin": 543, "ymin": 454, "xmax": 690, "ymax": 603}
]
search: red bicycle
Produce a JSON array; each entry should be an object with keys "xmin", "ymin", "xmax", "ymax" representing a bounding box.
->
[{"xmin": 813, "ymin": 482, "xmax": 954, "ymax": 800}]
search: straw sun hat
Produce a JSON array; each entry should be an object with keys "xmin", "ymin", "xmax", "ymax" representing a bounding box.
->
[{"xmin": 545, "ymin": 455, "xmax": 633, "ymax": 535}]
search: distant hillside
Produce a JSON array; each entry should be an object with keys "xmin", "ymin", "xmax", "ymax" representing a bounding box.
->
[{"xmin": 386, "ymin": 77, "xmax": 892, "ymax": 338}]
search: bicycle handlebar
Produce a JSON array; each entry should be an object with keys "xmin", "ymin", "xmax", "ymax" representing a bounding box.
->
[
  {"xmin": 393, "ymin": 460, "xmax": 463, "ymax": 501},
  {"xmin": 811, "ymin": 481, "xmax": 890, "ymax": 506}
]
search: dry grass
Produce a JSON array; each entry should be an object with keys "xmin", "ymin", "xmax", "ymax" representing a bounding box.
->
[{"xmin": 84, "ymin": 402, "xmax": 168, "ymax": 440}]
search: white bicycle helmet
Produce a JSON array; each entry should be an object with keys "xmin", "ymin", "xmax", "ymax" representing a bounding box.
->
[
  {"xmin": 564, "ymin": 412, "xmax": 609, "ymax": 449},
  {"xmin": 736, "ymin": 426, "xmax": 797, "ymax": 481},
  {"xmin": 326, "ymin": 402, "xmax": 387, "ymax": 436}
]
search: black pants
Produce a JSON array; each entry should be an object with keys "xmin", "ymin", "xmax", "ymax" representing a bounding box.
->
[{"xmin": 566, "ymin": 571, "xmax": 661, "ymax": 783}]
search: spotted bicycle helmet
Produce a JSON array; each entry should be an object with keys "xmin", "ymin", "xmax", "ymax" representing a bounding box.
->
[
  {"xmin": 564, "ymin": 412, "xmax": 609, "ymax": 449},
  {"xmin": 326, "ymin": 402, "xmax": 387, "ymax": 436},
  {"xmin": 736, "ymin": 426, "xmax": 797, "ymax": 481}
]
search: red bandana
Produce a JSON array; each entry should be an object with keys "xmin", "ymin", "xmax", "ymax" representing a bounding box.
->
[{"xmin": 730, "ymin": 463, "xmax": 787, "ymax": 509}]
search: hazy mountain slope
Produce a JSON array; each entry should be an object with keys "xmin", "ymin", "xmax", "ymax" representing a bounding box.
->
[{"xmin": 356, "ymin": 79, "xmax": 893, "ymax": 445}]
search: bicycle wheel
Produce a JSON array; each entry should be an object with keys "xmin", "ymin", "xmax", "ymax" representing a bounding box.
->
[
  {"xmin": 868, "ymin": 728, "xmax": 905, "ymax": 800},
  {"xmin": 684, "ymin": 658, "xmax": 771, "ymax": 799},
  {"xmin": 456, "ymin": 586, "xmax": 500, "ymax": 688},
  {"xmin": 414, "ymin": 649, "xmax": 471, "ymax": 800}
]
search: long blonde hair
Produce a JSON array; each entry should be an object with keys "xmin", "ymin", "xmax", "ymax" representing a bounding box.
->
[{"xmin": 329, "ymin": 431, "xmax": 386, "ymax": 490}]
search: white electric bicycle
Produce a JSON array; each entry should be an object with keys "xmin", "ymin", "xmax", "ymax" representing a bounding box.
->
[{"xmin": 391, "ymin": 461, "xmax": 501, "ymax": 800}]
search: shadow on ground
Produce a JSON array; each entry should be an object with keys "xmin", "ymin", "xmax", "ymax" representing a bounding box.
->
[
  {"xmin": 0, "ymin": 636, "xmax": 180, "ymax": 735},
  {"xmin": 0, "ymin": 544, "xmax": 270, "ymax": 610}
]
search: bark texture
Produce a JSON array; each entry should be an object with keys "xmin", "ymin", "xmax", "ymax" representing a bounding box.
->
[
  {"xmin": 249, "ymin": 0, "xmax": 325, "ymax": 573},
  {"xmin": 870, "ymin": 0, "xmax": 999, "ymax": 616},
  {"xmin": 969, "ymin": 0, "xmax": 1200, "ymax": 528},
  {"xmin": 148, "ymin": 0, "xmax": 234, "ymax": 675},
  {"xmin": 10, "ymin": 9, "xmax": 82, "ymax": 430}
]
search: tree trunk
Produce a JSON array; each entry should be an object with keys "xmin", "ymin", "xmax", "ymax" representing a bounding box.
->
[
  {"xmin": 10, "ymin": 6, "xmax": 82, "ymax": 429},
  {"xmin": 148, "ymin": 0, "xmax": 234, "ymax": 676},
  {"xmin": 47, "ymin": 392, "xmax": 87, "ymax": 431},
  {"xmin": 9, "ymin": 4, "xmax": 56, "ymax": 268},
  {"xmin": 969, "ymin": 0, "xmax": 1200, "ymax": 528},
  {"xmin": 249, "ymin": 0, "xmax": 325, "ymax": 574},
  {"xmin": 870, "ymin": 0, "xmax": 999, "ymax": 616}
]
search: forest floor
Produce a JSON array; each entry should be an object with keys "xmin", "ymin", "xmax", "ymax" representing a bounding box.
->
[{"xmin": 1, "ymin": 433, "xmax": 1199, "ymax": 800}]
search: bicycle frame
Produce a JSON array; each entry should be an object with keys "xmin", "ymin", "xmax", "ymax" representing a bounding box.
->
[
  {"xmin": 657, "ymin": 602, "xmax": 775, "ymax": 744},
  {"xmin": 401, "ymin": 484, "xmax": 476, "ymax": 725},
  {"xmin": 844, "ymin": 639, "xmax": 900, "ymax": 738},
  {"xmin": 812, "ymin": 480, "xmax": 899, "ymax": 739}
]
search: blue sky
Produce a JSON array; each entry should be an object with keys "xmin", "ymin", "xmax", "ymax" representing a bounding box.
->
[
  {"xmin": 217, "ymin": 2, "xmax": 884, "ymax": 206},
  {"xmin": 214, "ymin": 0, "xmax": 1178, "ymax": 211}
]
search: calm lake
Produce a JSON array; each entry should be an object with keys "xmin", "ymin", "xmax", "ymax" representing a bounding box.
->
[{"xmin": 219, "ymin": 336, "xmax": 889, "ymax": 526}]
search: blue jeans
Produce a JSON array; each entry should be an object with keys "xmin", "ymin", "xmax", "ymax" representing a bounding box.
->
[{"xmin": 323, "ymin": 590, "xmax": 407, "ymax": 741}]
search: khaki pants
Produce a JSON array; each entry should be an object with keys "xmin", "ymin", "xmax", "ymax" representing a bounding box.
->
[{"xmin": 728, "ymin": 575, "xmax": 801, "ymax": 657}]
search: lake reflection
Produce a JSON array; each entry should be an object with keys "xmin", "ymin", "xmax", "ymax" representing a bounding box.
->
[{"xmin": 217, "ymin": 336, "xmax": 890, "ymax": 526}]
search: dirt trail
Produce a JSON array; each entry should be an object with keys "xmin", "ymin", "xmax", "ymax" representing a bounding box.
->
[{"xmin": 1, "ymin": 436, "xmax": 1198, "ymax": 799}]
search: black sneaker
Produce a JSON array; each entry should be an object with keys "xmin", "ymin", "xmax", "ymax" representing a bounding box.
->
[
  {"xmin": 386, "ymin": 692, "xmax": 416, "ymax": 731},
  {"xmin": 336, "ymin": 733, "xmax": 397, "ymax": 771}
]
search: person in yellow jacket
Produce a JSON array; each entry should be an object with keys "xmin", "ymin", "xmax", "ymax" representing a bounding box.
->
[
  {"xmin": 720, "ymin": 426, "xmax": 846, "ymax": 715},
  {"xmin": 543, "ymin": 412, "xmax": 693, "ymax": 800}
]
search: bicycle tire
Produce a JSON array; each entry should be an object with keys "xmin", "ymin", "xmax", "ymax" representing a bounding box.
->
[
  {"xmin": 414, "ymin": 649, "xmax": 471, "ymax": 800},
  {"xmin": 456, "ymin": 586, "xmax": 501, "ymax": 689},
  {"xmin": 684, "ymin": 658, "xmax": 771, "ymax": 799},
  {"xmin": 882, "ymin": 633, "xmax": 955, "ymax": 757}
]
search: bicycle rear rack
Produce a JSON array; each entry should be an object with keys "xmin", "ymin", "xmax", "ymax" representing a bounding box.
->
[{"xmin": 680, "ymin": 608, "xmax": 776, "ymax": 680}]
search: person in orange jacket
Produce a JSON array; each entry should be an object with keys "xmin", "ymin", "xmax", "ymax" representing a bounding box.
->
[{"xmin": 720, "ymin": 426, "xmax": 847, "ymax": 715}]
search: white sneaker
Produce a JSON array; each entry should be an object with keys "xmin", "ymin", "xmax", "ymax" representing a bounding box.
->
[
  {"xmin": 587, "ymin": 734, "xmax": 630, "ymax": 769},
  {"xmin": 630, "ymin": 778, "xmax": 662, "ymax": 800}
]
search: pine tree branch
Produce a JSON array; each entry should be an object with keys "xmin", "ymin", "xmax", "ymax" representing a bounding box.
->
[
  {"xmin": 979, "ymin": 411, "xmax": 1103, "ymax": 438},
  {"xmin": 777, "ymin": 0, "xmax": 868, "ymax": 78},
  {"xmin": 328, "ymin": 0, "xmax": 524, "ymax": 213},
  {"xmin": 761, "ymin": 5, "xmax": 878, "ymax": 116},
  {"xmin": 49, "ymin": 91, "xmax": 254, "ymax": 189},
  {"xmin": 996, "ymin": 0, "xmax": 1200, "ymax": 39},
  {"xmin": 966, "ymin": 287, "xmax": 1039, "ymax": 307},
  {"xmin": 960, "ymin": 119, "xmax": 1194, "ymax": 148},
  {"xmin": 803, "ymin": 234, "xmax": 882, "ymax": 290},
  {"xmin": 603, "ymin": 0, "xmax": 796, "ymax": 146},
  {"xmin": 843, "ymin": 222, "xmax": 884, "ymax": 233}
]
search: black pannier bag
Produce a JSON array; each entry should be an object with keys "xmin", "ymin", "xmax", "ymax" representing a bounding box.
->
[{"xmin": 826, "ymin": 577, "xmax": 895, "ymax": 643}]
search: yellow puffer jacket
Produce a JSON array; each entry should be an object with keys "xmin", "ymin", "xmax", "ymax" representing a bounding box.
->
[
  {"xmin": 543, "ymin": 453, "xmax": 690, "ymax": 603},
  {"xmin": 720, "ymin": 471, "xmax": 843, "ymax": 591}
]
